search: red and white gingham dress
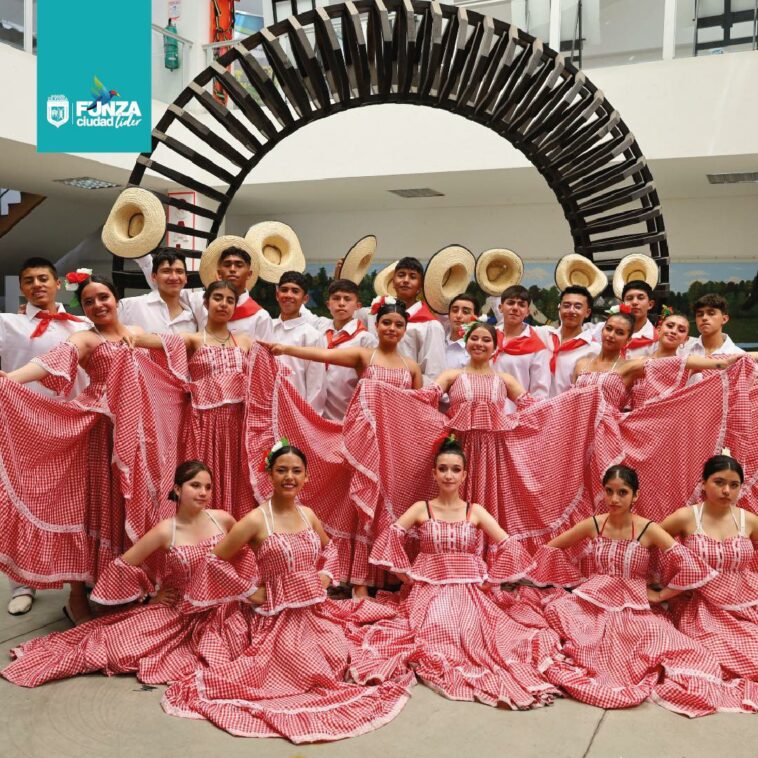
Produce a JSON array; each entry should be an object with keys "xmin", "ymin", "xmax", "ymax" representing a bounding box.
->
[
  {"xmin": 668, "ymin": 506, "xmax": 758, "ymax": 679},
  {"xmin": 628, "ymin": 356, "xmax": 689, "ymax": 409},
  {"xmin": 349, "ymin": 512, "xmax": 560, "ymax": 708},
  {"xmin": 0, "ymin": 339, "xmax": 176, "ymax": 587},
  {"xmin": 1, "ymin": 516, "xmax": 252, "ymax": 687},
  {"xmin": 161, "ymin": 506, "xmax": 412, "ymax": 743},
  {"xmin": 180, "ymin": 339, "xmax": 256, "ymax": 520},
  {"xmin": 528, "ymin": 538, "xmax": 758, "ymax": 716},
  {"xmin": 343, "ymin": 372, "xmax": 614, "ymax": 563}
]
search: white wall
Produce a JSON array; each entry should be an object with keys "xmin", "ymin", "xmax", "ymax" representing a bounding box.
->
[{"xmin": 227, "ymin": 192, "xmax": 758, "ymax": 266}]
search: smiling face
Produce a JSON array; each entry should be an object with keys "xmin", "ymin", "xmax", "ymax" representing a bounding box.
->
[
  {"xmin": 695, "ymin": 306, "xmax": 729, "ymax": 338},
  {"xmin": 658, "ymin": 314, "xmax": 690, "ymax": 350},
  {"xmin": 448, "ymin": 300, "xmax": 477, "ymax": 339},
  {"xmin": 391, "ymin": 267, "xmax": 422, "ymax": 305},
  {"xmin": 499, "ymin": 296, "xmax": 529, "ymax": 328},
  {"xmin": 174, "ymin": 470, "xmax": 212, "ymax": 512},
  {"xmin": 217, "ymin": 254, "xmax": 251, "ymax": 295},
  {"xmin": 432, "ymin": 452, "xmax": 467, "ymax": 494},
  {"xmin": 204, "ymin": 285, "xmax": 237, "ymax": 323},
  {"xmin": 276, "ymin": 282, "xmax": 307, "ymax": 320},
  {"xmin": 465, "ymin": 325, "xmax": 496, "ymax": 361},
  {"xmin": 702, "ymin": 468, "xmax": 742, "ymax": 508},
  {"xmin": 268, "ymin": 452, "xmax": 308, "ymax": 497},
  {"xmin": 603, "ymin": 476, "xmax": 639, "ymax": 515},
  {"xmin": 376, "ymin": 311, "xmax": 407, "ymax": 345},
  {"xmin": 559, "ymin": 292, "xmax": 591, "ymax": 329},
  {"xmin": 601, "ymin": 315, "xmax": 633, "ymax": 353},
  {"xmin": 20, "ymin": 266, "xmax": 60, "ymax": 310},
  {"xmin": 152, "ymin": 260, "xmax": 187, "ymax": 298},
  {"xmin": 80, "ymin": 281, "xmax": 119, "ymax": 325}
]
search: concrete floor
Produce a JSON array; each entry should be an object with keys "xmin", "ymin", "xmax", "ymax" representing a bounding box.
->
[{"xmin": 0, "ymin": 586, "xmax": 756, "ymax": 758}]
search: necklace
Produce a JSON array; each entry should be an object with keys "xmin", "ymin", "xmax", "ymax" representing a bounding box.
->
[{"xmin": 205, "ymin": 328, "xmax": 233, "ymax": 347}]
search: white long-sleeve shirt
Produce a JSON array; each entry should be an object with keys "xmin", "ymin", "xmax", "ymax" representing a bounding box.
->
[
  {"xmin": 534, "ymin": 324, "xmax": 600, "ymax": 396},
  {"xmin": 117, "ymin": 289, "xmax": 198, "ymax": 334},
  {"xmin": 272, "ymin": 314, "xmax": 327, "ymax": 413},
  {"xmin": 0, "ymin": 303, "xmax": 91, "ymax": 399},
  {"xmin": 493, "ymin": 323, "xmax": 551, "ymax": 399}
]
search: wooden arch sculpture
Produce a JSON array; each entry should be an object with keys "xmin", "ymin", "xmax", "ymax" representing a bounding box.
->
[{"xmin": 113, "ymin": 0, "xmax": 668, "ymax": 294}]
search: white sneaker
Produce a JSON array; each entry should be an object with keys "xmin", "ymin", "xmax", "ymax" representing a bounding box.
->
[{"xmin": 7, "ymin": 594, "xmax": 33, "ymax": 615}]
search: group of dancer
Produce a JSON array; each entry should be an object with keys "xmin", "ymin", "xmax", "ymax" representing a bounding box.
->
[{"xmin": 0, "ymin": 247, "xmax": 756, "ymax": 742}]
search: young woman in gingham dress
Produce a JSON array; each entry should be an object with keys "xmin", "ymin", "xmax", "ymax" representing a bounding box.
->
[
  {"xmin": 161, "ymin": 443, "xmax": 412, "ymax": 743},
  {"xmin": 1, "ymin": 461, "xmax": 250, "ymax": 687},
  {"xmin": 661, "ymin": 454, "xmax": 758, "ymax": 680},
  {"xmin": 129, "ymin": 280, "xmax": 257, "ymax": 520},
  {"xmin": 350, "ymin": 435, "xmax": 561, "ymax": 709},
  {"xmin": 527, "ymin": 464, "xmax": 758, "ymax": 716}
]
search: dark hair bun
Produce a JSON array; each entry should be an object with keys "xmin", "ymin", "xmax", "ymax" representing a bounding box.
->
[{"xmin": 167, "ymin": 489, "xmax": 179, "ymax": 502}]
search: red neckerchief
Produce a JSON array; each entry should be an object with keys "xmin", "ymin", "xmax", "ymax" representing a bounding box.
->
[
  {"xmin": 405, "ymin": 301, "xmax": 438, "ymax": 324},
  {"xmin": 30, "ymin": 310, "xmax": 85, "ymax": 339},
  {"xmin": 326, "ymin": 320, "xmax": 367, "ymax": 349},
  {"xmin": 549, "ymin": 332, "xmax": 587, "ymax": 374},
  {"xmin": 623, "ymin": 329, "xmax": 658, "ymax": 356},
  {"xmin": 230, "ymin": 297, "xmax": 262, "ymax": 321},
  {"xmin": 495, "ymin": 326, "xmax": 546, "ymax": 358}
]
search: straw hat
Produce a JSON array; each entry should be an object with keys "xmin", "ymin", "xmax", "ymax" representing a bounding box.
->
[
  {"xmin": 612, "ymin": 253, "xmax": 659, "ymax": 299},
  {"xmin": 101, "ymin": 188, "xmax": 166, "ymax": 259},
  {"xmin": 554, "ymin": 254, "xmax": 607, "ymax": 297},
  {"xmin": 374, "ymin": 261, "xmax": 398, "ymax": 297},
  {"xmin": 199, "ymin": 235, "xmax": 260, "ymax": 289},
  {"xmin": 340, "ymin": 235, "xmax": 376, "ymax": 284},
  {"xmin": 475, "ymin": 249, "xmax": 524, "ymax": 296},
  {"xmin": 244, "ymin": 221, "xmax": 305, "ymax": 283},
  {"xmin": 424, "ymin": 244, "xmax": 476, "ymax": 314}
]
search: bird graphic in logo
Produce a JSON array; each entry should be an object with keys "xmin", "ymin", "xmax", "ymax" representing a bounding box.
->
[{"xmin": 86, "ymin": 76, "xmax": 120, "ymax": 111}]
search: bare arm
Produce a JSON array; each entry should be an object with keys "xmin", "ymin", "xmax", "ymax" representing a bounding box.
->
[
  {"xmin": 644, "ymin": 522, "xmax": 686, "ymax": 603},
  {"xmin": 470, "ymin": 504, "xmax": 508, "ymax": 542},
  {"xmin": 120, "ymin": 521, "xmax": 171, "ymax": 566},
  {"xmin": 547, "ymin": 518, "xmax": 596, "ymax": 550},
  {"xmin": 213, "ymin": 510, "xmax": 266, "ymax": 560},
  {"xmin": 395, "ymin": 501, "xmax": 427, "ymax": 530},
  {"xmin": 434, "ymin": 368, "xmax": 461, "ymax": 392},
  {"xmin": 410, "ymin": 360, "xmax": 423, "ymax": 389},
  {"xmin": 499, "ymin": 372, "xmax": 527, "ymax": 402},
  {"xmin": 0, "ymin": 362, "xmax": 50, "ymax": 383},
  {"xmin": 303, "ymin": 507, "xmax": 332, "ymax": 588},
  {"xmin": 684, "ymin": 354, "xmax": 741, "ymax": 371},
  {"xmin": 259, "ymin": 341, "xmax": 366, "ymax": 370},
  {"xmin": 659, "ymin": 507, "xmax": 694, "ymax": 540},
  {"xmin": 572, "ymin": 356, "xmax": 590, "ymax": 384}
]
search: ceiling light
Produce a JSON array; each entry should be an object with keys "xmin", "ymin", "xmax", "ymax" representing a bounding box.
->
[
  {"xmin": 388, "ymin": 188, "xmax": 445, "ymax": 198},
  {"xmin": 54, "ymin": 177, "xmax": 122, "ymax": 190},
  {"xmin": 706, "ymin": 172, "xmax": 758, "ymax": 184}
]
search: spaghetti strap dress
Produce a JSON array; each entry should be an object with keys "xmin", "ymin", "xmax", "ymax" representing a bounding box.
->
[{"xmin": 162, "ymin": 502, "xmax": 413, "ymax": 743}]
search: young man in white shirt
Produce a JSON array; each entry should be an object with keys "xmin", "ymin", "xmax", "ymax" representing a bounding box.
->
[
  {"xmin": 493, "ymin": 285, "xmax": 550, "ymax": 399},
  {"xmin": 0, "ymin": 258, "xmax": 91, "ymax": 616},
  {"xmin": 367, "ymin": 257, "xmax": 446, "ymax": 385},
  {"xmin": 684, "ymin": 293, "xmax": 745, "ymax": 357},
  {"xmin": 271, "ymin": 271, "xmax": 327, "ymax": 413},
  {"xmin": 309, "ymin": 279, "xmax": 377, "ymax": 421},
  {"xmin": 535, "ymin": 285, "xmax": 600, "ymax": 396},
  {"xmin": 197, "ymin": 246, "xmax": 273, "ymax": 342},
  {"xmin": 118, "ymin": 251, "xmax": 198, "ymax": 334},
  {"xmin": 445, "ymin": 293, "xmax": 478, "ymax": 369},
  {"xmin": 591, "ymin": 280, "xmax": 658, "ymax": 358}
]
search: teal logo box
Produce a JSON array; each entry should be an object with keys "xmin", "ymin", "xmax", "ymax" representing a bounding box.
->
[{"xmin": 37, "ymin": 0, "xmax": 151, "ymax": 153}]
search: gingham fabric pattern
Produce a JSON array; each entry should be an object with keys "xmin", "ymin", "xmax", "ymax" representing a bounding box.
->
[
  {"xmin": 1, "ymin": 533, "xmax": 252, "ymax": 687},
  {"xmin": 0, "ymin": 341, "xmax": 177, "ymax": 586},
  {"xmin": 350, "ymin": 518, "xmax": 561, "ymax": 708},
  {"xmin": 536, "ymin": 537, "xmax": 758, "ymax": 715},
  {"xmin": 668, "ymin": 531, "xmax": 758, "ymax": 679},
  {"xmin": 161, "ymin": 527, "xmax": 413, "ymax": 743}
]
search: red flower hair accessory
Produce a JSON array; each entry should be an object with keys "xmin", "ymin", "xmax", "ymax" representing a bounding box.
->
[
  {"xmin": 259, "ymin": 437, "xmax": 289, "ymax": 472},
  {"xmin": 370, "ymin": 294, "xmax": 396, "ymax": 315}
]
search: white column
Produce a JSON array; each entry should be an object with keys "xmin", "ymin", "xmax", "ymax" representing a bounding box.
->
[
  {"xmin": 663, "ymin": 0, "xmax": 677, "ymax": 60},
  {"xmin": 23, "ymin": 0, "xmax": 33, "ymax": 53},
  {"xmin": 549, "ymin": 0, "xmax": 562, "ymax": 52}
]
